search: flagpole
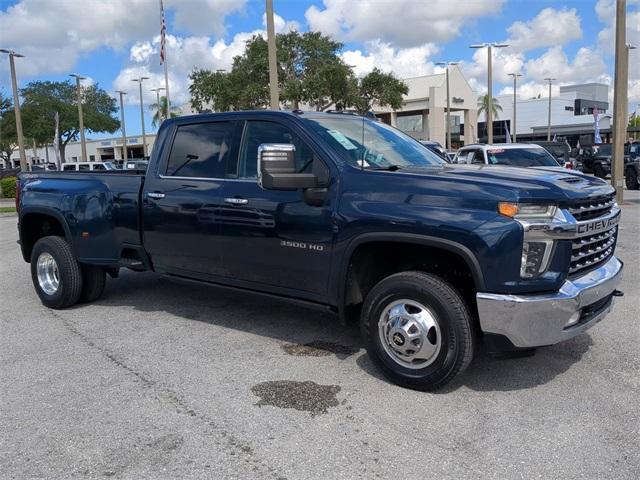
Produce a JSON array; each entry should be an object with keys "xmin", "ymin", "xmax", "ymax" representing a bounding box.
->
[{"xmin": 160, "ymin": 0, "xmax": 170, "ymax": 119}]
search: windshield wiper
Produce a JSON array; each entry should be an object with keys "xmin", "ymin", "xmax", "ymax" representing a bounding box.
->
[{"xmin": 365, "ymin": 165, "xmax": 402, "ymax": 171}]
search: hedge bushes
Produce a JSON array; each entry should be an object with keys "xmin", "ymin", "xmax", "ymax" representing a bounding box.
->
[{"xmin": 0, "ymin": 176, "xmax": 17, "ymax": 198}]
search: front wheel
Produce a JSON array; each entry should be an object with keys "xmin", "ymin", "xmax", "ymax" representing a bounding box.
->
[
  {"xmin": 594, "ymin": 164, "xmax": 607, "ymax": 178},
  {"xmin": 30, "ymin": 236, "xmax": 83, "ymax": 309},
  {"xmin": 625, "ymin": 168, "xmax": 639, "ymax": 190},
  {"xmin": 360, "ymin": 271, "xmax": 475, "ymax": 391}
]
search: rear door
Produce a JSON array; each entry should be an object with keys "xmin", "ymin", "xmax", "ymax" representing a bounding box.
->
[
  {"xmin": 215, "ymin": 118, "xmax": 336, "ymax": 299},
  {"xmin": 142, "ymin": 118, "xmax": 240, "ymax": 278}
]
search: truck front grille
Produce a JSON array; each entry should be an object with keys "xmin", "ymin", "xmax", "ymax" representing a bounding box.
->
[
  {"xmin": 567, "ymin": 192, "xmax": 618, "ymax": 276},
  {"xmin": 568, "ymin": 194, "xmax": 615, "ymax": 221}
]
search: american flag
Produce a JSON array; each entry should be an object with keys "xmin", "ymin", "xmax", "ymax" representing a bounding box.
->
[{"xmin": 160, "ymin": 0, "xmax": 166, "ymax": 65}]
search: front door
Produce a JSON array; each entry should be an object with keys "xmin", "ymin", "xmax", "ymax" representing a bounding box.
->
[
  {"xmin": 142, "ymin": 119, "xmax": 240, "ymax": 278},
  {"xmin": 217, "ymin": 119, "xmax": 336, "ymax": 299}
]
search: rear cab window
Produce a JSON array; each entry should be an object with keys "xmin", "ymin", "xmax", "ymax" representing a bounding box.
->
[{"xmin": 164, "ymin": 121, "xmax": 237, "ymax": 178}]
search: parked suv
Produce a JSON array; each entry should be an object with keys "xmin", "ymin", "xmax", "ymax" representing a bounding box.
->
[
  {"xmin": 625, "ymin": 141, "xmax": 640, "ymax": 190},
  {"xmin": 580, "ymin": 144, "xmax": 612, "ymax": 178},
  {"xmin": 453, "ymin": 143, "xmax": 562, "ymax": 168}
]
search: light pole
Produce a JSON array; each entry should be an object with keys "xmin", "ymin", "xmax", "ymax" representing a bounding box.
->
[
  {"xmin": 265, "ymin": 0, "xmax": 279, "ymax": 109},
  {"xmin": 115, "ymin": 90, "xmax": 128, "ymax": 161},
  {"xmin": 70, "ymin": 74, "xmax": 88, "ymax": 162},
  {"xmin": 508, "ymin": 73, "xmax": 522, "ymax": 143},
  {"xmin": 132, "ymin": 77, "xmax": 150, "ymax": 157},
  {"xmin": 470, "ymin": 43, "xmax": 509, "ymax": 144},
  {"xmin": 150, "ymin": 87, "xmax": 166, "ymax": 121},
  {"xmin": 0, "ymin": 48, "xmax": 27, "ymax": 171},
  {"xmin": 612, "ymin": 0, "xmax": 627, "ymax": 203},
  {"xmin": 544, "ymin": 77, "xmax": 556, "ymax": 141},
  {"xmin": 436, "ymin": 62, "xmax": 458, "ymax": 151}
]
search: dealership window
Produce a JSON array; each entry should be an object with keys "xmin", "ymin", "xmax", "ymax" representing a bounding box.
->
[
  {"xmin": 396, "ymin": 114, "xmax": 423, "ymax": 133},
  {"xmin": 90, "ymin": 155, "xmax": 95, "ymax": 161}
]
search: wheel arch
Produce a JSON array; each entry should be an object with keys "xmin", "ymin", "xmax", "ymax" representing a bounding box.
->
[
  {"xmin": 19, "ymin": 207, "xmax": 74, "ymax": 262},
  {"xmin": 336, "ymin": 233, "xmax": 485, "ymax": 322}
]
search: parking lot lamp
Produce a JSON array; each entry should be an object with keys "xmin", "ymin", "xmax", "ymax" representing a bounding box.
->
[
  {"xmin": 132, "ymin": 77, "xmax": 150, "ymax": 157},
  {"xmin": 70, "ymin": 74, "xmax": 88, "ymax": 162},
  {"xmin": 150, "ymin": 87, "xmax": 166, "ymax": 120},
  {"xmin": 508, "ymin": 73, "xmax": 522, "ymax": 143},
  {"xmin": 266, "ymin": 0, "xmax": 279, "ymax": 109},
  {"xmin": 436, "ymin": 62, "xmax": 458, "ymax": 151},
  {"xmin": 544, "ymin": 78, "xmax": 556, "ymax": 141},
  {"xmin": 115, "ymin": 91, "xmax": 128, "ymax": 160},
  {"xmin": 0, "ymin": 49, "xmax": 27, "ymax": 171},
  {"xmin": 470, "ymin": 43, "xmax": 509, "ymax": 144}
]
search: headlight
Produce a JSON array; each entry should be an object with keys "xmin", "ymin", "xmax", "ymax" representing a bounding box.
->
[
  {"xmin": 498, "ymin": 202, "xmax": 557, "ymax": 219},
  {"xmin": 498, "ymin": 203, "xmax": 558, "ymax": 278}
]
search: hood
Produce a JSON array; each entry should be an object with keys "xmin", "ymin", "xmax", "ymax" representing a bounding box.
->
[{"xmin": 399, "ymin": 164, "xmax": 614, "ymax": 204}]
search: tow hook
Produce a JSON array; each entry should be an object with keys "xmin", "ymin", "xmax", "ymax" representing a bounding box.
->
[{"xmin": 612, "ymin": 290, "xmax": 624, "ymax": 297}]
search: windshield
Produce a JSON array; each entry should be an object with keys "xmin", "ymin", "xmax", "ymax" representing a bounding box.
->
[
  {"xmin": 594, "ymin": 144, "xmax": 612, "ymax": 155},
  {"xmin": 302, "ymin": 115, "xmax": 445, "ymax": 169},
  {"xmin": 486, "ymin": 147, "xmax": 560, "ymax": 167},
  {"xmin": 543, "ymin": 145, "xmax": 566, "ymax": 158}
]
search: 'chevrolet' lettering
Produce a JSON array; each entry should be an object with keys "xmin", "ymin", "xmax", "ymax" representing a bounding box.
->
[{"xmin": 577, "ymin": 214, "xmax": 620, "ymax": 235}]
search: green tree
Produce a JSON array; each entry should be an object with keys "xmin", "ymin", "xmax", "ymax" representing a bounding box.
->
[
  {"xmin": 348, "ymin": 68, "xmax": 409, "ymax": 115},
  {"xmin": 0, "ymin": 92, "xmax": 16, "ymax": 165},
  {"xmin": 150, "ymin": 96, "xmax": 179, "ymax": 127},
  {"xmin": 189, "ymin": 31, "xmax": 356, "ymax": 112},
  {"xmin": 19, "ymin": 81, "xmax": 119, "ymax": 160},
  {"xmin": 477, "ymin": 94, "xmax": 503, "ymax": 120}
]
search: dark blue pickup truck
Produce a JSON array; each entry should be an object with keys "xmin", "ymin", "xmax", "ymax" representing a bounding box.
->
[{"xmin": 16, "ymin": 111, "xmax": 624, "ymax": 390}]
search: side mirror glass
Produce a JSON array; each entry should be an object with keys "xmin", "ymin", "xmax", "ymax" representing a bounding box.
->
[{"xmin": 257, "ymin": 143, "xmax": 317, "ymax": 190}]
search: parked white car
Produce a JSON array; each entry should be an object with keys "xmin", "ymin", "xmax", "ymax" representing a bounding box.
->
[
  {"xmin": 61, "ymin": 162, "xmax": 118, "ymax": 172},
  {"xmin": 452, "ymin": 143, "xmax": 562, "ymax": 168}
]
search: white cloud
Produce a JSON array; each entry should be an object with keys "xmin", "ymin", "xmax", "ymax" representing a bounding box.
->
[
  {"xmin": 341, "ymin": 41, "xmax": 439, "ymax": 78},
  {"xmin": 460, "ymin": 47, "xmax": 526, "ymax": 92},
  {"xmin": 596, "ymin": 0, "xmax": 640, "ymax": 53},
  {"xmin": 171, "ymin": 0, "xmax": 245, "ymax": 37},
  {"xmin": 506, "ymin": 7, "xmax": 582, "ymax": 51},
  {"xmin": 525, "ymin": 46, "xmax": 606, "ymax": 83},
  {"xmin": 112, "ymin": 31, "xmax": 259, "ymax": 107},
  {"xmin": 0, "ymin": 0, "xmax": 245, "ymax": 78},
  {"xmin": 305, "ymin": 0, "xmax": 506, "ymax": 47}
]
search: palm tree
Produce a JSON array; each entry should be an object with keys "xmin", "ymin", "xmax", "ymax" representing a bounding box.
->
[
  {"xmin": 150, "ymin": 96, "xmax": 179, "ymax": 127},
  {"xmin": 477, "ymin": 94, "xmax": 503, "ymax": 120}
]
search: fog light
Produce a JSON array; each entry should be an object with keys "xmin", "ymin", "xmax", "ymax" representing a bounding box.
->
[
  {"xmin": 565, "ymin": 311, "xmax": 581, "ymax": 328},
  {"xmin": 520, "ymin": 240, "xmax": 553, "ymax": 278}
]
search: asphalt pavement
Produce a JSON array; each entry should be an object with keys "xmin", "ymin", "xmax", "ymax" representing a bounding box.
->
[{"xmin": 1, "ymin": 191, "xmax": 639, "ymax": 480}]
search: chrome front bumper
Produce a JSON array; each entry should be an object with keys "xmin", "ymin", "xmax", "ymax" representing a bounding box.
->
[{"xmin": 476, "ymin": 256, "xmax": 623, "ymax": 348}]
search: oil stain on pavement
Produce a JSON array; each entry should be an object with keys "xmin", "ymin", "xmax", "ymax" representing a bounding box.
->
[
  {"xmin": 281, "ymin": 340, "xmax": 359, "ymax": 359},
  {"xmin": 251, "ymin": 380, "xmax": 341, "ymax": 416}
]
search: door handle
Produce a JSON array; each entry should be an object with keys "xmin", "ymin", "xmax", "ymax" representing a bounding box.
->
[
  {"xmin": 224, "ymin": 197, "xmax": 248, "ymax": 205},
  {"xmin": 146, "ymin": 192, "xmax": 166, "ymax": 199}
]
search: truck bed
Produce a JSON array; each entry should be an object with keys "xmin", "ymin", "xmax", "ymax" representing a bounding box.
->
[{"xmin": 18, "ymin": 171, "xmax": 145, "ymax": 265}]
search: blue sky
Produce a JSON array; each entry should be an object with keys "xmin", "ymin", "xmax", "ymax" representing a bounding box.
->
[{"xmin": 1, "ymin": 0, "xmax": 638, "ymax": 138}]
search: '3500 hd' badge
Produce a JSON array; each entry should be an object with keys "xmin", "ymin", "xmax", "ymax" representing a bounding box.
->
[{"xmin": 280, "ymin": 240, "xmax": 324, "ymax": 251}]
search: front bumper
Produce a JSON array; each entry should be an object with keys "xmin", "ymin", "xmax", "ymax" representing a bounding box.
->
[{"xmin": 476, "ymin": 256, "xmax": 623, "ymax": 348}]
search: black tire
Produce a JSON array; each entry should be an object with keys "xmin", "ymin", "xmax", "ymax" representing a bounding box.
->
[
  {"xmin": 625, "ymin": 168, "xmax": 639, "ymax": 190},
  {"xmin": 80, "ymin": 264, "xmax": 106, "ymax": 302},
  {"xmin": 30, "ymin": 236, "xmax": 83, "ymax": 309},
  {"xmin": 360, "ymin": 271, "xmax": 474, "ymax": 391},
  {"xmin": 594, "ymin": 164, "xmax": 607, "ymax": 179}
]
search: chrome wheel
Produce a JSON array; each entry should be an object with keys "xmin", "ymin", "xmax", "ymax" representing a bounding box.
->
[
  {"xmin": 378, "ymin": 299, "xmax": 442, "ymax": 369},
  {"xmin": 37, "ymin": 252, "xmax": 60, "ymax": 295}
]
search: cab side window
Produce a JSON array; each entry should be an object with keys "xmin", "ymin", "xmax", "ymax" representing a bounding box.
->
[
  {"xmin": 236, "ymin": 121, "xmax": 316, "ymax": 179},
  {"xmin": 469, "ymin": 150, "xmax": 485, "ymax": 164},
  {"xmin": 165, "ymin": 122, "xmax": 235, "ymax": 178}
]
